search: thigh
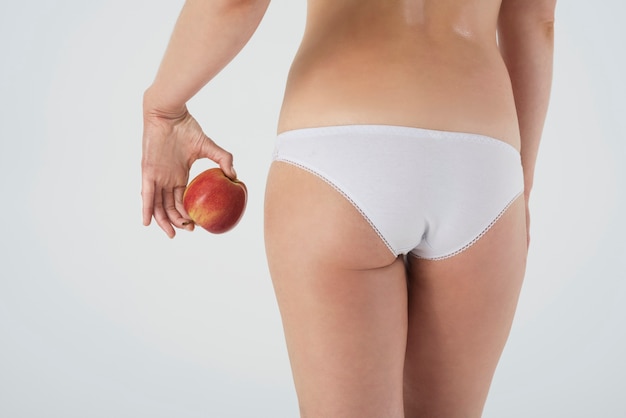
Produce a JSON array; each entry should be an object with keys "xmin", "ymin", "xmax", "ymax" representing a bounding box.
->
[
  {"xmin": 265, "ymin": 162, "xmax": 408, "ymax": 418},
  {"xmin": 403, "ymin": 196, "xmax": 528, "ymax": 418}
]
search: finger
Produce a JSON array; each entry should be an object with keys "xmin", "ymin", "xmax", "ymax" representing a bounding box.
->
[
  {"xmin": 153, "ymin": 187, "xmax": 176, "ymax": 238},
  {"xmin": 141, "ymin": 178, "xmax": 155, "ymax": 226},
  {"xmin": 174, "ymin": 186, "xmax": 194, "ymax": 231},
  {"xmin": 199, "ymin": 136, "xmax": 236, "ymax": 179},
  {"xmin": 163, "ymin": 188, "xmax": 189, "ymax": 230}
]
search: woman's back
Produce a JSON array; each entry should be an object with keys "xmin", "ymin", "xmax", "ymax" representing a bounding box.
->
[{"xmin": 278, "ymin": 0, "xmax": 521, "ymax": 149}]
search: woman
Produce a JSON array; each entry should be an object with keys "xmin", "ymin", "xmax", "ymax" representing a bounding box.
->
[{"xmin": 141, "ymin": 0, "xmax": 556, "ymax": 416}]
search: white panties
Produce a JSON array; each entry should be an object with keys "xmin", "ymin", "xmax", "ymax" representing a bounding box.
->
[{"xmin": 272, "ymin": 125, "xmax": 524, "ymax": 260}]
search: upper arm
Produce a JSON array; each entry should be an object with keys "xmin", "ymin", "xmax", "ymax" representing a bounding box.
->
[
  {"xmin": 498, "ymin": 0, "xmax": 556, "ymax": 53},
  {"xmin": 498, "ymin": 0, "xmax": 557, "ymax": 30}
]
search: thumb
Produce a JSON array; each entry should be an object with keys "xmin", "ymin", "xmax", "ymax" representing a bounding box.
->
[{"xmin": 199, "ymin": 135, "xmax": 237, "ymax": 180}]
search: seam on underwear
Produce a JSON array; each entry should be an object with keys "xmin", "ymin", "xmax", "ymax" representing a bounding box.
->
[
  {"xmin": 273, "ymin": 158, "xmax": 398, "ymax": 257},
  {"xmin": 277, "ymin": 125, "xmax": 520, "ymax": 157},
  {"xmin": 411, "ymin": 191, "xmax": 524, "ymax": 261}
]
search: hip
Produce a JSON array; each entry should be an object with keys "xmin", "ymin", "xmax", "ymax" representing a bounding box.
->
[{"xmin": 271, "ymin": 124, "xmax": 524, "ymax": 258}]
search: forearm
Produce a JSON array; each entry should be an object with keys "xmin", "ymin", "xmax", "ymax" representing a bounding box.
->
[
  {"xmin": 145, "ymin": 0, "xmax": 271, "ymax": 114},
  {"xmin": 498, "ymin": 1, "xmax": 556, "ymax": 195}
]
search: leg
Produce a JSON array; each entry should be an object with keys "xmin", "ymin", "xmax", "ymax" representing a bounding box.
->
[
  {"xmin": 403, "ymin": 196, "xmax": 528, "ymax": 418},
  {"xmin": 265, "ymin": 162, "xmax": 408, "ymax": 418}
]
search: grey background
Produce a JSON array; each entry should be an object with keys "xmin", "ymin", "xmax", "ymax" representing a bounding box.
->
[{"xmin": 1, "ymin": 1, "xmax": 624, "ymax": 417}]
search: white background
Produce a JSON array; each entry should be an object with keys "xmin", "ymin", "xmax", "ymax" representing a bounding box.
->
[{"xmin": 1, "ymin": 1, "xmax": 624, "ymax": 417}]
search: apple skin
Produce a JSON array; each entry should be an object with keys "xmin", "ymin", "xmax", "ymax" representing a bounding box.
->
[{"xmin": 183, "ymin": 168, "xmax": 247, "ymax": 234}]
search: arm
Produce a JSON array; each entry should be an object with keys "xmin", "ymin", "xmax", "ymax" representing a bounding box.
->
[
  {"xmin": 498, "ymin": 0, "xmax": 556, "ymax": 196},
  {"xmin": 498, "ymin": 0, "xmax": 556, "ymax": 243},
  {"xmin": 145, "ymin": 0, "xmax": 271, "ymax": 114},
  {"xmin": 142, "ymin": 0, "xmax": 271, "ymax": 238}
]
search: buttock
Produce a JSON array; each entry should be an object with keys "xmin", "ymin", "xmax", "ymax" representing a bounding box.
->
[{"xmin": 272, "ymin": 125, "xmax": 524, "ymax": 260}]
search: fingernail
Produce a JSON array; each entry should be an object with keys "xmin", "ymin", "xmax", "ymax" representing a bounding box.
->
[
  {"xmin": 231, "ymin": 166, "xmax": 237, "ymax": 179},
  {"xmin": 182, "ymin": 220, "xmax": 194, "ymax": 231}
]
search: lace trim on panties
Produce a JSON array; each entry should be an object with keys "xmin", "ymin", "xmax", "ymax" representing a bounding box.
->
[
  {"xmin": 413, "ymin": 191, "xmax": 524, "ymax": 261},
  {"xmin": 274, "ymin": 158, "xmax": 397, "ymax": 256}
]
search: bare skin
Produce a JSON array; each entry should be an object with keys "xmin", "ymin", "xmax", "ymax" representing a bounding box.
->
[
  {"xmin": 267, "ymin": 2, "xmax": 553, "ymax": 415},
  {"xmin": 141, "ymin": 0, "xmax": 555, "ymax": 416},
  {"xmin": 280, "ymin": 0, "xmax": 521, "ymax": 146},
  {"xmin": 265, "ymin": 161, "xmax": 527, "ymax": 417}
]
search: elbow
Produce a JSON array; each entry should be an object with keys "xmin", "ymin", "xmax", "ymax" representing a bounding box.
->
[
  {"xmin": 534, "ymin": 2, "xmax": 556, "ymax": 39},
  {"xmin": 534, "ymin": 2, "xmax": 557, "ymax": 27},
  {"xmin": 215, "ymin": 0, "xmax": 270, "ymax": 12},
  {"xmin": 531, "ymin": 11, "xmax": 555, "ymax": 42},
  {"xmin": 208, "ymin": 0, "xmax": 271, "ymax": 27},
  {"xmin": 542, "ymin": 19, "xmax": 555, "ymax": 40}
]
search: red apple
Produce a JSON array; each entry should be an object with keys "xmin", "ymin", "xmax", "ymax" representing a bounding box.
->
[{"xmin": 183, "ymin": 168, "xmax": 247, "ymax": 234}]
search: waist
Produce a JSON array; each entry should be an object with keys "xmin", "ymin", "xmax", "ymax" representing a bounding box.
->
[{"xmin": 278, "ymin": 38, "xmax": 521, "ymax": 148}]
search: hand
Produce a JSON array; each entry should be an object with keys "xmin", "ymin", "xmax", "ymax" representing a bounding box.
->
[{"xmin": 141, "ymin": 104, "xmax": 236, "ymax": 238}]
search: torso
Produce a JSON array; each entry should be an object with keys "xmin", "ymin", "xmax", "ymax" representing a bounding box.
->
[{"xmin": 278, "ymin": 0, "xmax": 521, "ymax": 150}]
